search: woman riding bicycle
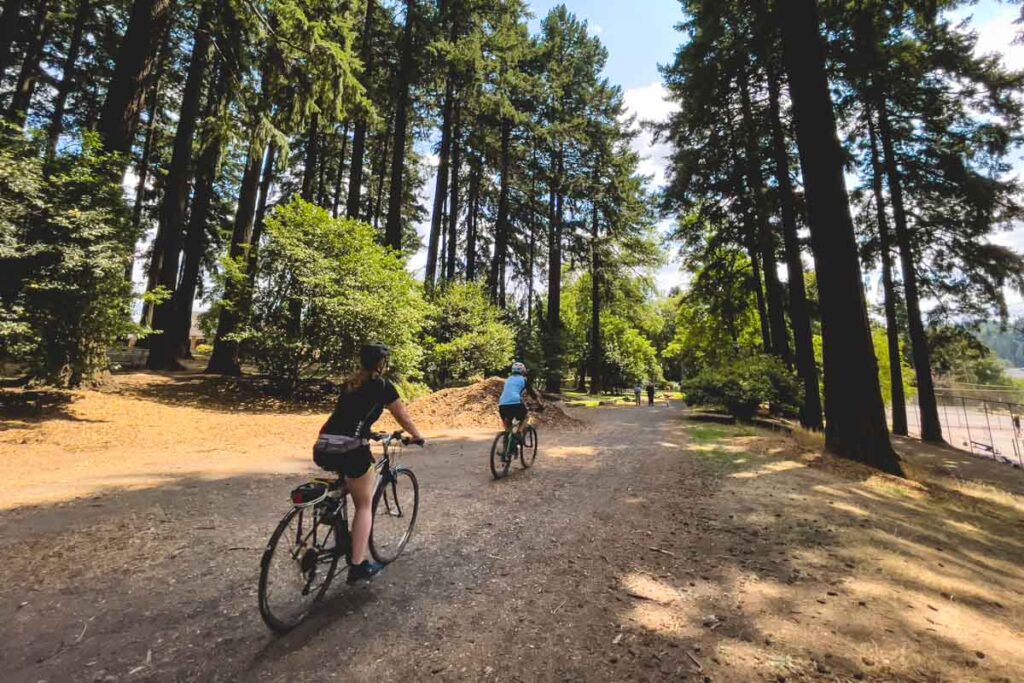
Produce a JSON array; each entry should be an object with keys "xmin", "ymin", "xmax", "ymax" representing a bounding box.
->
[
  {"xmin": 315, "ymin": 343, "xmax": 425, "ymax": 583},
  {"xmin": 498, "ymin": 361, "xmax": 539, "ymax": 439}
]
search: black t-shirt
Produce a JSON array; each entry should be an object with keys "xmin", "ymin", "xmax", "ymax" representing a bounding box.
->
[{"xmin": 322, "ymin": 377, "xmax": 400, "ymax": 438}]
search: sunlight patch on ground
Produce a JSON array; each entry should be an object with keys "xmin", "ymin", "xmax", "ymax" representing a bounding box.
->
[
  {"xmin": 729, "ymin": 459, "xmax": 803, "ymax": 479},
  {"xmin": 828, "ymin": 500, "xmax": 871, "ymax": 517},
  {"xmin": 543, "ymin": 445, "xmax": 598, "ymax": 460}
]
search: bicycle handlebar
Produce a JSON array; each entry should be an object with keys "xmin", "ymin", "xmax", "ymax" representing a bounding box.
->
[{"xmin": 369, "ymin": 430, "xmax": 424, "ymax": 447}]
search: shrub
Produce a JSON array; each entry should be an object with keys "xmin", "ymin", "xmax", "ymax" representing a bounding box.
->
[
  {"xmin": 422, "ymin": 282, "xmax": 515, "ymax": 387},
  {"xmin": 240, "ymin": 199, "xmax": 425, "ymax": 394},
  {"xmin": 0, "ymin": 130, "xmax": 139, "ymax": 387},
  {"xmin": 682, "ymin": 354, "xmax": 802, "ymax": 420}
]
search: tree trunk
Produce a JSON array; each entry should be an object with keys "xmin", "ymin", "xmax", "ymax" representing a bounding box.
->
[
  {"xmin": 384, "ymin": 0, "xmax": 415, "ymax": 250},
  {"xmin": 206, "ymin": 144, "xmax": 264, "ymax": 375},
  {"xmin": 749, "ymin": 243, "xmax": 772, "ymax": 352},
  {"xmin": 545, "ymin": 147, "xmax": 564, "ymax": 394},
  {"xmin": 589, "ymin": 204, "xmax": 602, "ymax": 395},
  {"xmin": 489, "ymin": 118, "xmax": 512, "ymax": 306},
  {"xmin": 765, "ymin": 62, "xmax": 822, "ymax": 428},
  {"xmin": 45, "ymin": 0, "xmax": 90, "ymax": 160},
  {"xmin": 465, "ymin": 155, "xmax": 480, "ymax": 281},
  {"xmin": 345, "ymin": 0, "xmax": 375, "ymax": 219},
  {"xmin": 132, "ymin": 48, "xmax": 168, "ymax": 328},
  {"xmin": 446, "ymin": 100, "xmax": 461, "ymax": 281},
  {"xmin": 877, "ymin": 102, "xmax": 942, "ymax": 442},
  {"xmin": 331, "ymin": 122, "xmax": 350, "ymax": 218},
  {"xmin": 867, "ymin": 112, "xmax": 908, "ymax": 436},
  {"xmin": 5, "ymin": 0, "xmax": 52, "ymax": 127},
  {"xmin": 169, "ymin": 63, "xmax": 230, "ymax": 359},
  {"xmin": 148, "ymin": 0, "xmax": 214, "ymax": 371},
  {"xmin": 370, "ymin": 117, "xmax": 392, "ymax": 229},
  {"xmin": 777, "ymin": 0, "xmax": 900, "ymax": 474},
  {"xmin": 426, "ymin": 76, "xmax": 454, "ymax": 291},
  {"xmin": 738, "ymin": 68, "xmax": 791, "ymax": 363},
  {"xmin": 0, "ymin": 0, "xmax": 23, "ymax": 81},
  {"xmin": 97, "ymin": 0, "xmax": 171, "ymax": 158},
  {"xmin": 301, "ymin": 114, "xmax": 319, "ymax": 202}
]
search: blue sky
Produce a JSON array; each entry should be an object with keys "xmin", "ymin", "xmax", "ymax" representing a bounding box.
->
[
  {"xmin": 519, "ymin": 0, "xmax": 1024, "ymax": 298},
  {"xmin": 525, "ymin": 0, "xmax": 682, "ymax": 90}
]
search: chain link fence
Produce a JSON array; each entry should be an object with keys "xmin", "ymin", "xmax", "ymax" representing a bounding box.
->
[{"xmin": 903, "ymin": 388, "xmax": 1024, "ymax": 468}]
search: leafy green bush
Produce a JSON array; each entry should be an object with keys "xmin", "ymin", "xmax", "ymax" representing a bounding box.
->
[
  {"xmin": 422, "ymin": 282, "xmax": 515, "ymax": 386},
  {"xmin": 682, "ymin": 354, "xmax": 803, "ymax": 420},
  {"xmin": 240, "ymin": 199, "xmax": 425, "ymax": 394},
  {"xmin": 602, "ymin": 314, "xmax": 662, "ymax": 387},
  {"xmin": 0, "ymin": 130, "xmax": 139, "ymax": 386}
]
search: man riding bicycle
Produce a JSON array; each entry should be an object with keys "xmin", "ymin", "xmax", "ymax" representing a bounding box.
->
[{"xmin": 498, "ymin": 361, "xmax": 539, "ymax": 440}]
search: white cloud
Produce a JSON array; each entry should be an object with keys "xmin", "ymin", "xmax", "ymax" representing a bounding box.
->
[
  {"xmin": 968, "ymin": 7, "xmax": 1024, "ymax": 70},
  {"xmin": 592, "ymin": 24, "xmax": 605, "ymax": 35},
  {"xmin": 622, "ymin": 81, "xmax": 678, "ymax": 190}
]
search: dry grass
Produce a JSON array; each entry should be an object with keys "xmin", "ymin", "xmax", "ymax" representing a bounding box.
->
[{"xmin": 660, "ymin": 418, "xmax": 1024, "ymax": 682}]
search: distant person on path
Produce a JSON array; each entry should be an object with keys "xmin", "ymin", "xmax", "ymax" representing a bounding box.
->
[
  {"xmin": 499, "ymin": 362, "xmax": 539, "ymax": 440},
  {"xmin": 634, "ymin": 383, "xmax": 642, "ymax": 406},
  {"xmin": 315, "ymin": 343, "xmax": 425, "ymax": 584},
  {"xmin": 647, "ymin": 383, "xmax": 656, "ymax": 406}
]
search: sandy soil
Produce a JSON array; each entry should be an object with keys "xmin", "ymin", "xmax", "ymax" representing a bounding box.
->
[{"xmin": 1, "ymin": 374, "xmax": 1022, "ymax": 682}]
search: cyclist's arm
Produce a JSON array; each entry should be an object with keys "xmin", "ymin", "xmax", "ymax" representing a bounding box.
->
[
  {"xmin": 386, "ymin": 399, "xmax": 424, "ymax": 442},
  {"xmin": 524, "ymin": 376, "xmax": 540, "ymax": 402}
]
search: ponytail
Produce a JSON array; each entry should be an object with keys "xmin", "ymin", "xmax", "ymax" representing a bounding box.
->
[{"xmin": 343, "ymin": 368, "xmax": 374, "ymax": 391}]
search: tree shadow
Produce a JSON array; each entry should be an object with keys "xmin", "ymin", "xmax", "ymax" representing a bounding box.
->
[
  {"xmin": 103, "ymin": 370, "xmax": 332, "ymax": 415},
  {"xmin": 0, "ymin": 389, "xmax": 103, "ymax": 428}
]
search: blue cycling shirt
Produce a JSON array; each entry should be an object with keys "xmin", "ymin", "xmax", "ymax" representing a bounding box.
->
[{"xmin": 499, "ymin": 375, "xmax": 527, "ymax": 406}]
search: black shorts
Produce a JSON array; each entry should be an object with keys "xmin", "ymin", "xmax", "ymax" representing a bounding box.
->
[
  {"xmin": 499, "ymin": 403, "xmax": 528, "ymax": 423},
  {"xmin": 313, "ymin": 444, "xmax": 374, "ymax": 478}
]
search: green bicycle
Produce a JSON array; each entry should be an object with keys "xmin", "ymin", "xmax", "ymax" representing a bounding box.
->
[{"xmin": 490, "ymin": 415, "xmax": 539, "ymax": 480}]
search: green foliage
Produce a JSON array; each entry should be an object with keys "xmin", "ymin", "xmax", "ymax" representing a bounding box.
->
[
  {"xmin": 0, "ymin": 131, "xmax": 138, "ymax": 386},
  {"xmin": 663, "ymin": 246, "xmax": 763, "ymax": 375},
  {"xmin": 241, "ymin": 199, "xmax": 424, "ymax": 393},
  {"xmin": 422, "ymin": 282, "xmax": 515, "ymax": 386},
  {"xmin": 871, "ymin": 328, "xmax": 916, "ymax": 402},
  {"xmin": 683, "ymin": 354, "xmax": 803, "ymax": 420},
  {"xmin": 602, "ymin": 314, "xmax": 661, "ymax": 387},
  {"xmin": 928, "ymin": 325, "xmax": 1012, "ymax": 386}
]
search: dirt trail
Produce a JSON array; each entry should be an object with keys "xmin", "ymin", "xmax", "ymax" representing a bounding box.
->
[{"xmin": 1, "ymin": 376, "xmax": 1023, "ymax": 682}]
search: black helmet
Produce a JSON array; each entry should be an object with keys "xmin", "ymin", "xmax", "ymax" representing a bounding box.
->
[{"xmin": 360, "ymin": 343, "xmax": 391, "ymax": 370}]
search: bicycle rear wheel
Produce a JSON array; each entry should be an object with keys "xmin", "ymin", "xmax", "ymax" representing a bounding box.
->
[
  {"xmin": 520, "ymin": 425, "xmax": 538, "ymax": 468},
  {"xmin": 490, "ymin": 431, "xmax": 513, "ymax": 480},
  {"xmin": 370, "ymin": 467, "xmax": 419, "ymax": 564},
  {"xmin": 258, "ymin": 504, "xmax": 342, "ymax": 633}
]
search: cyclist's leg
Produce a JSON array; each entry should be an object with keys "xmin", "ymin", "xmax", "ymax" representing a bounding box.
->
[
  {"xmin": 345, "ymin": 462, "xmax": 376, "ymax": 565},
  {"xmin": 514, "ymin": 404, "xmax": 529, "ymax": 437}
]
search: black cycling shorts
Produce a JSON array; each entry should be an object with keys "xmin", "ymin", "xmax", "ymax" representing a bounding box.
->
[
  {"xmin": 313, "ymin": 444, "xmax": 374, "ymax": 479},
  {"xmin": 499, "ymin": 403, "xmax": 528, "ymax": 423}
]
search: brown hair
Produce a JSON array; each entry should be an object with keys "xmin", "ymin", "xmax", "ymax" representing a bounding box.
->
[{"xmin": 343, "ymin": 368, "xmax": 374, "ymax": 391}]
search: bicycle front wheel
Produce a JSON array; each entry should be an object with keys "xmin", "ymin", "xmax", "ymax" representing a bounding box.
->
[
  {"xmin": 370, "ymin": 467, "xmax": 419, "ymax": 564},
  {"xmin": 520, "ymin": 425, "xmax": 538, "ymax": 468},
  {"xmin": 258, "ymin": 504, "xmax": 341, "ymax": 633},
  {"xmin": 490, "ymin": 432, "xmax": 512, "ymax": 480}
]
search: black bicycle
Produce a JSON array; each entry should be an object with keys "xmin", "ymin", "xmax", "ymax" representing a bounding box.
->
[
  {"xmin": 258, "ymin": 431, "xmax": 421, "ymax": 633},
  {"xmin": 490, "ymin": 414, "xmax": 539, "ymax": 479}
]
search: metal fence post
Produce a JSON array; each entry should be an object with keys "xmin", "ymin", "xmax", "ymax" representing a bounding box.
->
[
  {"xmin": 963, "ymin": 397, "xmax": 973, "ymax": 455},
  {"xmin": 983, "ymin": 402, "xmax": 995, "ymax": 460}
]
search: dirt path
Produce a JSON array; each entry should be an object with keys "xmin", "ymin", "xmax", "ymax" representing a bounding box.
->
[{"xmin": 2, "ymin": 378, "xmax": 1023, "ymax": 682}]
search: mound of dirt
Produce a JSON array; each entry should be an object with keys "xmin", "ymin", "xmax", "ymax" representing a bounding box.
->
[{"xmin": 381, "ymin": 377, "xmax": 580, "ymax": 433}]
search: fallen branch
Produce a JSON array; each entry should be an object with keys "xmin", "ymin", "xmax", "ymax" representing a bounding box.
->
[
  {"xmin": 686, "ymin": 652, "xmax": 703, "ymax": 671},
  {"xmin": 649, "ymin": 547, "xmax": 677, "ymax": 557}
]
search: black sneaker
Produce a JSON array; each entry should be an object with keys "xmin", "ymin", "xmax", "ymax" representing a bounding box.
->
[{"xmin": 346, "ymin": 560, "xmax": 384, "ymax": 584}]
